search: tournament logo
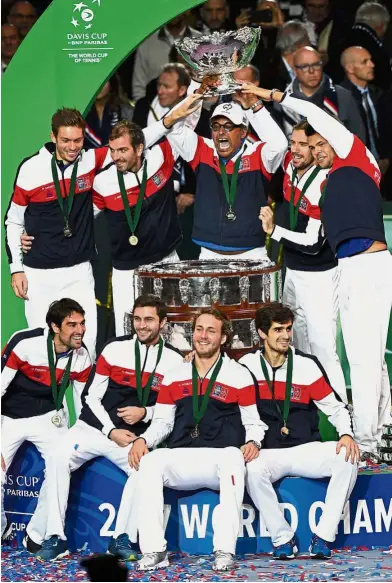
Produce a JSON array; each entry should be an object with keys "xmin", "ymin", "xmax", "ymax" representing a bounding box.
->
[
  {"xmin": 151, "ymin": 375, "xmax": 161, "ymax": 389},
  {"xmin": 212, "ymin": 384, "xmax": 228, "ymax": 401},
  {"xmin": 152, "ymin": 170, "xmax": 165, "ymax": 187},
  {"xmin": 239, "ymin": 158, "xmax": 250, "ymax": 172},
  {"xmin": 76, "ymin": 176, "xmax": 91, "ymax": 190},
  {"xmin": 299, "ymin": 198, "xmax": 308, "ymax": 212},
  {"xmin": 290, "ymin": 385, "xmax": 301, "ymax": 400}
]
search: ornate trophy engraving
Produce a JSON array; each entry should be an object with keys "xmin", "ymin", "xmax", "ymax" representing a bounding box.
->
[{"xmin": 175, "ymin": 27, "xmax": 261, "ymax": 96}]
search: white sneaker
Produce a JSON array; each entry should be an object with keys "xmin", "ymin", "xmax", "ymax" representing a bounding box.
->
[
  {"xmin": 136, "ymin": 551, "xmax": 169, "ymax": 571},
  {"xmin": 213, "ymin": 550, "xmax": 235, "ymax": 571}
]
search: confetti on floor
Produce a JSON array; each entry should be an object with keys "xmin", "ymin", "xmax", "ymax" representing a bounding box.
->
[{"xmin": 2, "ymin": 546, "xmax": 392, "ymax": 582}]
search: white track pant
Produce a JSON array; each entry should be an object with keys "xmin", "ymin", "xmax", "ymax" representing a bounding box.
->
[
  {"xmin": 246, "ymin": 441, "xmax": 358, "ymax": 545},
  {"xmin": 137, "ymin": 447, "xmax": 245, "ymax": 555},
  {"xmin": 26, "ymin": 420, "xmax": 137, "ymax": 543},
  {"xmin": 283, "ymin": 266, "xmax": 347, "ymax": 403},
  {"xmin": 199, "ymin": 247, "xmax": 267, "ymax": 260},
  {"xmin": 112, "ymin": 251, "xmax": 179, "ymax": 337},
  {"xmin": 1, "ymin": 411, "xmax": 68, "ymax": 537},
  {"xmin": 338, "ymin": 251, "xmax": 392, "ymax": 453},
  {"xmin": 24, "ymin": 262, "xmax": 97, "ymax": 360}
]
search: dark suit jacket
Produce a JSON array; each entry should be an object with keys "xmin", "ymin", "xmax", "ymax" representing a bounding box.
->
[
  {"xmin": 341, "ymin": 23, "xmax": 392, "ymax": 91},
  {"xmin": 261, "ymin": 50, "xmax": 292, "ymax": 91},
  {"xmin": 340, "ymin": 78, "xmax": 383, "ymax": 152}
]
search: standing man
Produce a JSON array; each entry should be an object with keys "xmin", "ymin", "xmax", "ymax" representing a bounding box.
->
[
  {"xmin": 342, "ymin": 2, "xmax": 392, "ymax": 91},
  {"xmin": 165, "ymin": 94, "xmax": 287, "ymax": 260},
  {"xmin": 130, "ymin": 308, "xmax": 266, "ymax": 572},
  {"xmin": 340, "ymin": 46, "xmax": 389, "ymax": 177},
  {"xmin": 4, "ymin": 108, "xmax": 110, "ymax": 357},
  {"xmin": 242, "ymin": 82, "xmax": 392, "ymax": 464},
  {"xmin": 276, "ymin": 46, "xmax": 366, "ymax": 141},
  {"xmin": 132, "ymin": 14, "xmax": 200, "ymax": 102},
  {"xmin": 1, "ymin": 299, "xmax": 92, "ymax": 541},
  {"xmin": 7, "ymin": 1, "xmax": 37, "ymax": 40},
  {"xmin": 26, "ymin": 295, "xmax": 183, "ymax": 561},
  {"xmin": 257, "ymin": 119, "xmax": 346, "ymax": 402},
  {"xmin": 240, "ymin": 303, "xmax": 358, "ymax": 559},
  {"xmin": 1, "ymin": 23, "xmax": 20, "ymax": 72},
  {"xmin": 12, "ymin": 108, "xmax": 179, "ymax": 348},
  {"xmin": 133, "ymin": 63, "xmax": 191, "ymax": 129},
  {"xmin": 92, "ymin": 95, "xmax": 201, "ymax": 335}
]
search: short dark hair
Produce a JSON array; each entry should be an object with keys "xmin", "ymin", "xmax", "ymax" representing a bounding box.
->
[
  {"xmin": 51, "ymin": 108, "xmax": 86, "ymax": 137},
  {"xmin": 46, "ymin": 298, "xmax": 85, "ymax": 330},
  {"xmin": 160, "ymin": 63, "xmax": 191, "ymax": 89},
  {"xmin": 292, "ymin": 119, "xmax": 310, "ymax": 133},
  {"xmin": 192, "ymin": 308, "xmax": 233, "ymax": 347},
  {"xmin": 255, "ymin": 302, "xmax": 295, "ymax": 335},
  {"xmin": 304, "ymin": 122, "xmax": 317, "ymax": 137},
  {"xmin": 133, "ymin": 294, "xmax": 167, "ymax": 322},
  {"xmin": 109, "ymin": 120, "xmax": 145, "ymax": 151}
]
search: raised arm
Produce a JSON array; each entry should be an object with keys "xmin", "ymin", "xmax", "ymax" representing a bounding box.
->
[
  {"xmin": 245, "ymin": 106, "xmax": 288, "ymax": 173},
  {"xmin": 241, "ymin": 83, "xmax": 354, "ymax": 159},
  {"xmin": 162, "ymin": 93, "xmax": 204, "ymax": 162}
]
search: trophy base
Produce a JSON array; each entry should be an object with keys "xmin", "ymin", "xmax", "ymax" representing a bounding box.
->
[{"xmin": 203, "ymin": 72, "xmax": 242, "ymax": 97}]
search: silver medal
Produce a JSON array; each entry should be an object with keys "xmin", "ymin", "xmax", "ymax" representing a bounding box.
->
[
  {"xmin": 51, "ymin": 413, "xmax": 62, "ymax": 427},
  {"xmin": 190, "ymin": 424, "xmax": 200, "ymax": 439},
  {"xmin": 63, "ymin": 225, "xmax": 73, "ymax": 238},
  {"xmin": 226, "ymin": 209, "xmax": 236, "ymax": 221}
]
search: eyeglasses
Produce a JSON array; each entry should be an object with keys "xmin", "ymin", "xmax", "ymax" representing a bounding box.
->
[
  {"xmin": 210, "ymin": 122, "xmax": 239, "ymax": 133},
  {"xmin": 294, "ymin": 61, "xmax": 323, "ymax": 73}
]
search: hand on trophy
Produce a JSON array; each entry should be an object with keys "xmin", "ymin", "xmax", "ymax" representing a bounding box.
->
[
  {"xmin": 233, "ymin": 85, "xmax": 261, "ymax": 110},
  {"xmin": 196, "ymin": 74, "xmax": 220, "ymax": 95},
  {"xmin": 241, "ymin": 83, "xmax": 284, "ymax": 103}
]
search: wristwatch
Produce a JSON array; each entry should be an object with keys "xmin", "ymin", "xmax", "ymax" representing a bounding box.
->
[
  {"xmin": 250, "ymin": 99, "xmax": 263, "ymax": 111},
  {"xmin": 247, "ymin": 440, "xmax": 262, "ymax": 450}
]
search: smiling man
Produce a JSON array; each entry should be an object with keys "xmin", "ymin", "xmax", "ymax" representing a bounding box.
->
[
  {"xmin": 240, "ymin": 303, "xmax": 358, "ymax": 560},
  {"xmin": 1, "ymin": 299, "xmax": 92, "ymax": 542},
  {"xmin": 4, "ymin": 108, "xmax": 111, "ymax": 358},
  {"xmin": 257, "ymin": 120, "xmax": 346, "ymax": 403},
  {"xmin": 25, "ymin": 294, "xmax": 183, "ymax": 562},
  {"xmin": 164, "ymin": 88, "xmax": 287, "ymax": 260},
  {"xmin": 92, "ymin": 94, "xmax": 201, "ymax": 335},
  {"xmin": 241, "ymin": 82, "xmax": 392, "ymax": 466},
  {"xmin": 130, "ymin": 308, "xmax": 266, "ymax": 572}
]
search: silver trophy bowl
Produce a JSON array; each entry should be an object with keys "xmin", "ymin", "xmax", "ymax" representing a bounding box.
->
[{"xmin": 175, "ymin": 26, "xmax": 261, "ymax": 96}]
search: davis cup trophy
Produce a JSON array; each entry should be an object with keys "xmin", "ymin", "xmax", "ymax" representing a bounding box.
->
[{"xmin": 175, "ymin": 26, "xmax": 261, "ymax": 96}]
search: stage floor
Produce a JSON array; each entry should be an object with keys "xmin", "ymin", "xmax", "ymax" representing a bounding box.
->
[{"xmin": 1, "ymin": 547, "xmax": 392, "ymax": 582}]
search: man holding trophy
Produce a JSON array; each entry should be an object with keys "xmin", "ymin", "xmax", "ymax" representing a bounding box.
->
[{"xmin": 170, "ymin": 27, "xmax": 288, "ymax": 260}]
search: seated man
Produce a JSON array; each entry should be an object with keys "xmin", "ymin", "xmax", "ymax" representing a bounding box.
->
[
  {"xmin": 240, "ymin": 302, "xmax": 359, "ymax": 560},
  {"xmin": 130, "ymin": 308, "xmax": 266, "ymax": 572},
  {"xmin": 27, "ymin": 294, "xmax": 183, "ymax": 561},
  {"xmin": 1, "ymin": 299, "xmax": 92, "ymax": 543}
]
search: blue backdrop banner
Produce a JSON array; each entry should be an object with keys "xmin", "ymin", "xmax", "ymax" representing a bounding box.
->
[{"xmin": 3, "ymin": 443, "xmax": 391, "ymax": 553}]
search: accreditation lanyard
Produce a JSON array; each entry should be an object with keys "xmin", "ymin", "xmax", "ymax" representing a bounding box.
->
[
  {"xmin": 219, "ymin": 156, "xmax": 241, "ymax": 218},
  {"xmin": 191, "ymin": 356, "xmax": 223, "ymax": 431},
  {"xmin": 117, "ymin": 162, "xmax": 148, "ymax": 241},
  {"xmin": 134, "ymin": 337, "xmax": 164, "ymax": 407},
  {"xmin": 51, "ymin": 155, "xmax": 78, "ymax": 235},
  {"xmin": 289, "ymin": 166, "xmax": 321, "ymax": 230},
  {"xmin": 46, "ymin": 334, "xmax": 73, "ymax": 414},
  {"xmin": 259, "ymin": 348, "xmax": 293, "ymax": 433}
]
